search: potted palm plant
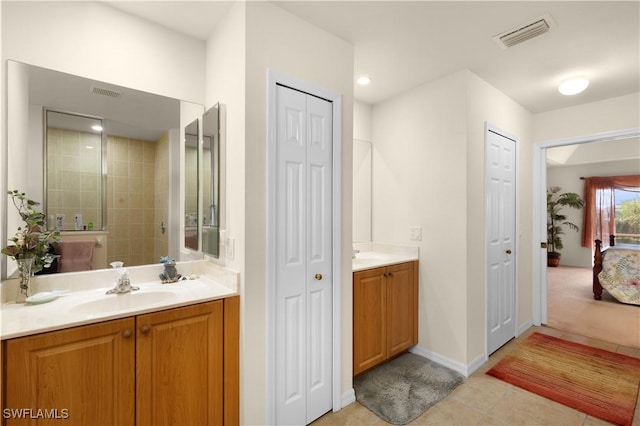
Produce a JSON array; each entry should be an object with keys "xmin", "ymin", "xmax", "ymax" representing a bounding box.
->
[{"xmin": 547, "ymin": 186, "xmax": 584, "ymax": 267}]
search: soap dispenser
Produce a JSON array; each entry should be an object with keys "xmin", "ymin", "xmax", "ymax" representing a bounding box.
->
[{"xmin": 106, "ymin": 262, "xmax": 139, "ymax": 294}]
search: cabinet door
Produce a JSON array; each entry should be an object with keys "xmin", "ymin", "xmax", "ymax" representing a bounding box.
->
[
  {"xmin": 136, "ymin": 300, "xmax": 223, "ymax": 426},
  {"xmin": 386, "ymin": 262, "xmax": 415, "ymax": 357},
  {"xmin": 223, "ymin": 296, "xmax": 240, "ymax": 425},
  {"xmin": 353, "ymin": 267, "xmax": 387, "ymax": 376},
  {"xmin": 4, "ymin": 318, "xmax": 135, "ymax": 425}
]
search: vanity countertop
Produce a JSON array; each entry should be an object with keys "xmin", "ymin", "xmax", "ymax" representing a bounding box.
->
[
  {"xmin": 0, "ymin": 261, "xmax": 238, "ymax": 340},
  {"xmin": 352, "ymin": 242, "xmax": 419, "ymax": 272}
]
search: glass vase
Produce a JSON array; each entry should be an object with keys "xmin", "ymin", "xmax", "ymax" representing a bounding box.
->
[{"xmin": 15, "ymin": 255, "xmax": 35, "ymax": 303}]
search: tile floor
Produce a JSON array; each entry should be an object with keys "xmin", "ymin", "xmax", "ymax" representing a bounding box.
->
[{"xmin": 313, "ymin": 326, "xmax": 640, "ymax": 426}]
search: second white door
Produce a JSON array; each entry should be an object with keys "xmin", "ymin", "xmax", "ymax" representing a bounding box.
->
[
  {"xmin": 275, "ymin": 84, "xmax": 333, "ymax": 425},
  {"xmin": 486, "ymin": 126, "xmax": 517, "ymax": 355}
]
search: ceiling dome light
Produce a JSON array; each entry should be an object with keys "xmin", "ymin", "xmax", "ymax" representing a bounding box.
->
[
  {"xmin": 357, "ymin": 76, "xmax": 371, "ymax": 85},
  {"xmin": 91, "ymin": 124, "xmax": 103, "ymax": 132},
  {"xmin": 558, "ymin": 77, "xmax": 589, "ymax": 95}
]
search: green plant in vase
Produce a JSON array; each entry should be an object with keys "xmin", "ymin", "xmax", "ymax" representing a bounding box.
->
[
  {"xmin": 547, "ymin": 186, "xmax": 584, "ymax": 267},
  {"xmin": 2, "ymin": 190, "xmax": 60, "ymax": 302}
]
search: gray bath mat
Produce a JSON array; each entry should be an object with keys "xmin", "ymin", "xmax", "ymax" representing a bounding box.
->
[{"xmin": 353, "ymin": 353, "xmax": 464, "ymax": 425}]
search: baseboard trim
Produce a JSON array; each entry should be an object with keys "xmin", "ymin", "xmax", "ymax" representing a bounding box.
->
[
  {"xmin": 518, "ymin": 321, "xmax": 533, "ymax": 336},
  {"xmin": 341, "ymin": 388, "xmax": 356, "ymax": 408},
  {"xmin": 466, "ymin": 353, "xmax": 486, "ymax": 375},
  {"xmin": 409, "ymin": 345, "xmax": 483, "ymax": 377}
]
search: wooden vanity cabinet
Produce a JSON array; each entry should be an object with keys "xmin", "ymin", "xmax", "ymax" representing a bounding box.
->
[
  {"xmin": 136, "ymin": 301, "xmax": 223, "ymax": 426},
  {"xmin": 353, "ymin": 261, "xmax": 418, "ymax": 376},
  {"xmin": 4, "ymin": 317, "xmax": 136, "ymax": 425},
  {"xmin": 2, "ymin": 297, "xmax": 240, "ymax": 426}
]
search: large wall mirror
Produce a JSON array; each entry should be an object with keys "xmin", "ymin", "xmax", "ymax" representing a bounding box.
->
[
  {"xmin": 184, "ymin": 119, "xmax": 199, "ymax": 251},
  {"xmin": 202, "ymin": 105, "xmax": 222, "ymax": 258},
  {"xmin": 182, "ymin": 105, "xmax": 225, "ymax": 259},
  {"xmin": 4, "ymin": 60, "xmax": 211, "ymax": 279}
]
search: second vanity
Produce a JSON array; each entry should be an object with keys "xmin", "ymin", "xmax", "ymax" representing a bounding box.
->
[
  {"xmin": 0, "ymin": 260, "xmax": 239, "ymax": 426},
  {"xmin": 352, "ymin": 243, "xmax": 419, "ymax": 376}
]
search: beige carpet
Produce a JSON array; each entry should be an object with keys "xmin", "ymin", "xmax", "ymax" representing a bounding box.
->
[{"xmin": 547, "ymin": 266, "xmax": 640, "ymax": 348}]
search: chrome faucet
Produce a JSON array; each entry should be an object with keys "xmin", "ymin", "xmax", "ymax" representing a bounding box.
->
[
  {"xmin": 106, "ymin": 268, "xmax": 139, "ymax": 294},
  {"xmin": 352, "ymin": 247, "xmax": 360, "ymax": 258}
]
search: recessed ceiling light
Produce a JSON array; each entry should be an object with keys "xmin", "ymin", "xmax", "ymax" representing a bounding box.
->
[
  {"xmin": 91, "ymin": 124, "xmax": 103, "ymax": 132},
  {"xmin": 558, "ymin": 78, "xmax": 589, "ymax": 95},
  {"xmin": 357, "ymin": 76, "xmax": 371, "ymax": 85}
]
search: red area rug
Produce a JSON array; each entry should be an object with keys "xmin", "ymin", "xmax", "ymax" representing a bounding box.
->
[{"xmin": 487, "ymin": 332, "xmax": 640, "ymax": 426}]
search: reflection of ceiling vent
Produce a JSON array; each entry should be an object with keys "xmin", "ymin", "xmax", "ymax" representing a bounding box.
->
[
  {"xmin": 493, "ymin": 14, "xmax": 556, "ymax": 49},
  {"xmin": 91, "ymin": 86, "xmax": 123, "ymax": 98}
]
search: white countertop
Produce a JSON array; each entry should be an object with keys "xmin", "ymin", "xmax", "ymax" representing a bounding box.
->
[
  {"xmin": 1, "ymin": 260, "xmax": 238, "ymax": 340},
  {"xmin": 352, "ymin": 242, "xmax": 419, "ymax": 272}
]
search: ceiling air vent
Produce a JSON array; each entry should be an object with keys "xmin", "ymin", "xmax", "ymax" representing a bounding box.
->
[
  {"xmin": 493, "ymin": 14, "xmax": 556, "ymax": 49},
  {"xmin": 91, "ymin": 85, "xmax": 123, "ymax": 98}
]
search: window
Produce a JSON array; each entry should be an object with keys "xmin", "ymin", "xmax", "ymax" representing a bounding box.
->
[
  {"xmin": 582, "ymin": 175, "xmax": 640, "ymax": 248},
  {"xmin": 615, "ymin": 188, "xmax": 640, "ymax": 245}
]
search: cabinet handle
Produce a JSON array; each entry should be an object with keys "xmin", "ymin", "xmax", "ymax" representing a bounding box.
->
[
  {"xmin": 140, "ymin": 325, "xmax": 151, "ymax": 334},
  {"xmin": 388, "ymin": 272, "xmax": 394, "ymax": 277},
  {"xmin": 315, "ymin": 273, "xmax": 323, "ymax": 280},
  {"xmin": 122, "ymin": 329, "xmax": 132, "ymax": 338}
]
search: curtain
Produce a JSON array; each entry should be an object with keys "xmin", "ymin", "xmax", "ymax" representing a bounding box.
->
[{"xmin": 582, "ymin": 175, "xmax": 640, "ymax": 248}]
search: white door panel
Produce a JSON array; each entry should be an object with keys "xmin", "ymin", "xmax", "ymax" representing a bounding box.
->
[
  {"xmin": 486, "ymin": 127, "xmax": 517, "ymax": 355},
  {"xmin": 305, "ymin": 94, "xmax": 332, "ymax": 424},
  {"xmin": 276, "ymin": 85, "xmax": 333, "ymax": 425}
]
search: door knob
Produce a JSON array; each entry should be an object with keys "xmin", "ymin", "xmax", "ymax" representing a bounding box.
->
[
  {"xmin": 315, "ymin": 273, "xmax": 323, "ymax": 280},
  {"xmin": 506, "ymin": 249, "xmax": 512, "ymax": 254}
]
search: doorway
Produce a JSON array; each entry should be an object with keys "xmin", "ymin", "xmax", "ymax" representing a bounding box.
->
[
  {"xmin": 266, "ymin": 71, "xmax": 343, "ymax": 425},
  {"xmin": 532, "ymin": 128, "xmax": 640, "ymax": 326}
]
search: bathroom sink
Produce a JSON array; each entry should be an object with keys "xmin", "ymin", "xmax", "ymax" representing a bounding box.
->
[{"xmin": 68, "ymin": 290, "xmax": 176, "ymax": 316}]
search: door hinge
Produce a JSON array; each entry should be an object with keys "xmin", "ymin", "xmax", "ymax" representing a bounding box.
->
[{"xmin": 540, "ymin": 242, "xmax": 548, "ymax": 249}]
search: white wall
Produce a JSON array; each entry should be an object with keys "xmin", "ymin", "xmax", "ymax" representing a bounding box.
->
[
  {"xmin": 547, "ymin": 158, "xmax": 640, "ymax": 267},
  {"xmin": 353, "ymin": 101, "xmax": 372, "ymax": 242},
  {"xmin": 204, "ymin": 2, "xmax": 247, "ymax": 422},
  {"xmin": 354, "ymin": 100, "xmax": 372, "ymax": 141},
  {"xmin": 533, "ymin": 93, "xmax": 640, "ymax": 142},
  {"xmin": 0, "ymin": 0, "xmax": 4, "ymax": 282},
  {"xmin": 205, "ymin": 2, "xmax": 245, "ymax": 274},
  {"xmin": 1, "ymin": 2, "xmax": 205, "ymax": 104},
  {"xmin": 243, "ymin": 3, "xmax": 354, "ymax": 423},
  {"xmin": 372, "ymin": 71, "xmax": 469, "ymax": 363},
  {"xmin": 371, "ymin": 70, "xmax": 532, "ymax": 368}
]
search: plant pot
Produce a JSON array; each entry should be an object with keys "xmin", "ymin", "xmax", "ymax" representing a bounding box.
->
[{"xmin": 547, "ymin": 252, "xmax": 561, "ymax": 267}]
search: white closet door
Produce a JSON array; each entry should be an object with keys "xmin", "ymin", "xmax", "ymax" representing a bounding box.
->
[
  {"xmin": 486, "ymin": 128, "xmax": 517, "ymax": 355},
  {"xmin": 275, "ymin": 85, "xmax": 333, "ymax": 425}
]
